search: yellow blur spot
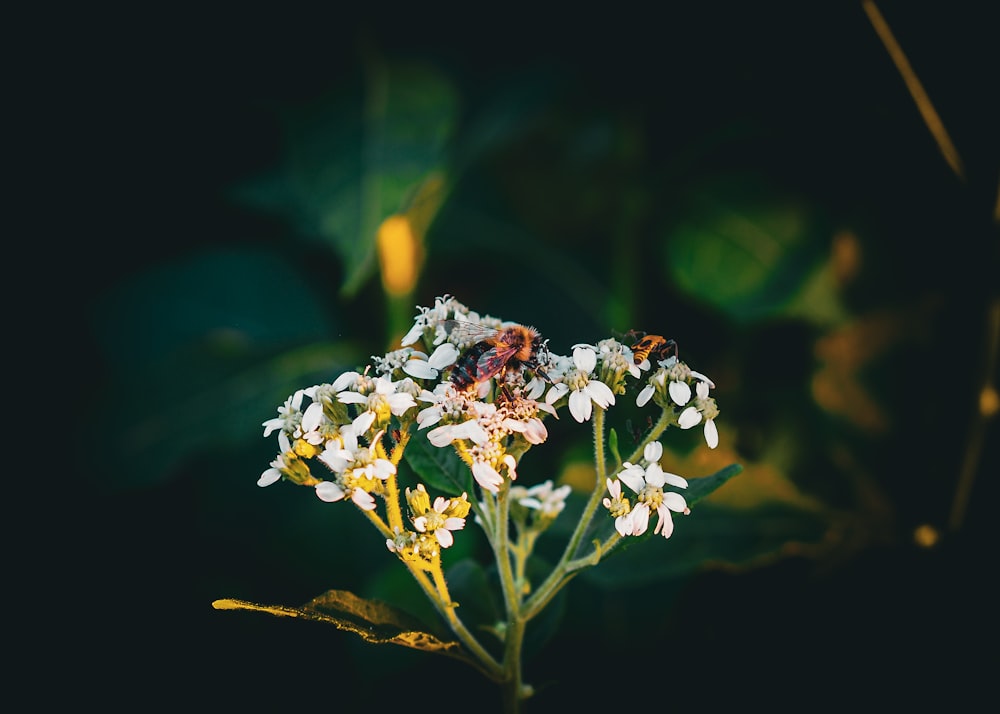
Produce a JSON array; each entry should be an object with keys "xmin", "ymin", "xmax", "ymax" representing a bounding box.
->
[
  {"xmin": 980, "ymin": 385, "xmax": 999, "ymax": 418},
  {"xmin": 559, "ymin": 461, "xmax": 597, "ymax": 492},
  {"xmin": 913, "ymin": 524, "xmax": 940, "ymax": 548},
  {"xmin": 377, "ymin": 214, "xmax": 423, "ymax": 297}
]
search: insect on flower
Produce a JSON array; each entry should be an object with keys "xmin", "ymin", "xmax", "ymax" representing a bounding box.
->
[
  {"xmin": 443, "ymin": 320, "xmax": 550, "ymax": 389},
  {"xmin": 627, "ymin": 330, "xmax": 678, "ymax": 365}
]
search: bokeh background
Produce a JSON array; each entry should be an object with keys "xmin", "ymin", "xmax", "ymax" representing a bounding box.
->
[{"xmin": 63, "ymin": 2, "xmax": 996, "ymax": 710}]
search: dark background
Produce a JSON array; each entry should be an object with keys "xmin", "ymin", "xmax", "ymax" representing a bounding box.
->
[{"xmin": 44, "ymin": 2, "xmax": 998, "ymax": 710}]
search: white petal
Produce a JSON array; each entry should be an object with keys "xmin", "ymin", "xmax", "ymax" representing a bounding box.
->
[
  {"xmin": 636, "ymin": 384, "xmax": 654, "ymax": 407},
  {"xmin": 573, "ymin": 347, "xmax": 597, "ymax": 374},
  {"xmin": 456, "ymin": 420, "xmax": 489, "ymax": 445},
  {"xmin": 443, "ymin": 517, "xmax": 466, "ymax": 532},
  {"xmin": 257, "ymin": 467, "xmax": 281, "ymax": 487},
  {"xmin": 644, "ymin": 463, "xmax": 666, "ymax": 488},
  {"xmin": 689, "ymin": 370, "xmax": 715, "ymax": 388},
  {"xmin": 655, "ymin": 507, "xmax": 674, "ymax": 538},
  {"xmin": 663, "ymin": 472, "xmax": 688, "ymax": 489},
  {"xmin": 402, "ymin": 360, "xmax": 438, "ymax": 379},
  {"xmin": 630, "ymin": 503, "xmax": 650, "ymax": 535},
  {"xmin": 503, "ymin": 454, "xmax": 518, "ymax": 481},
  {"xmin": 400, "ymin": 322, "xmax": 424, "ymax": 346},
  {"xmin": 331, "ymin": 371, "xmax": 361, "ymax": 391},
  {"xmin": 664, "ymin": 491, "xmax": 688, "ymax": 513},
  {"xmin": 643, "ymin": 441, "xmax": 663, "ymax": 463},
  {"xmin": 427, "ymin": 424, "xmax": 456, "ymax": 447},
  {"xmin": 704, "ymin": 419, "xmax": 719, "ymax": 449},
  {"xmin": 606, "ymin": 477, "xmax": 621, "ymax": 499},
  {"xmin": 669, "ymin": 380, "xmax": 692, "ymax": 406},
  {"xmin": 337, "ymin": 391, "xmax": 368, "ymax": 405},
  {"xmin": 261, "ymin": 417, "xmax": 284, "ymax": 438},
  {"xmin": 678, "ymin": 406, "xmax": 702, "ymax": 429},
  {"xmin": 618, "ymin": 465, "xmax": 645, "ymax": 494},
  {"xmin": 351, "ymin": 488, "xmax": 377, "ymax": 511},
  {"xmin": 416, "ymin": 407, "xmax": 443, "ymax": 429},
  {"xmin": 373, "ymin": 459, "xmax": 396, "ymax": 479},
  {"xmin": 388, "ymin": 393, "xmax": 417, "ymax": 415},
  {"xmin": 546, "ymin": 383, "xmax": 569, "ymax": 405},
  {"xmin": 318, "ymin": 447, "xmax": 351, "ymax": 472},
  {"xmin": 615, "ymin": 513, "xmax": 632, "ymax": 537},
  {"xmin": 568, "ymin": 390, "xmax": 592, "ymax": 423},
  {"xmin": 525, "ymin": 377, "xmax": 546, "ymax": 400},
  {"xmin": 300, "ymin": 402, "xmax": 325, "ymax": 433},
  {"xmin": 315, "ymin": 481, "xmax": 345, "ymax": 503},
  {"xmin": 352, "ymin": 410, "xmax": 376, "ymax": 435},
  {"xmin": 435, "ymin": 529, "xmax": 454, "ymax": 548},
  {"xmin": 413, "ymin": 515, "xmax": 428, "ymax": 533},
  {"xmin": 472, "ymin": 461, "xmax": 503, "ymax": 494},
  {"xmin": 428, "ymin": 342, "xmax": 460, "ymax": 369},
  {"xmin": 585, "ymin": 380, "xmax": 615, "ymax": 408}
]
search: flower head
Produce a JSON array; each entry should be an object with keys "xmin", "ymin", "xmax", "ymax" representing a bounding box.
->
[{"xmin": 545, "ymin": 347, "xmax": 615, "ymax": 423}]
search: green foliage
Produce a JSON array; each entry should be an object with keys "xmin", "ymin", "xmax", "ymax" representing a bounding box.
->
[
  {"xmin": 403, "ymin": 428, "xmax": 475, "ymax": 495},
  {"xmin": 231, "ymin": 62, "xmax": 458, "ymax": 296}
]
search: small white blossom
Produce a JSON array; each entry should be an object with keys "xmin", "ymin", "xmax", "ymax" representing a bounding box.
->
[
  {"xmin": 546, "ymin": 347, "xmax": 615, "ymax": 423},
  {"xmin": 262, "ymin": 390, "xmax": 306, "ymax": 437},
  {"xmin": 602, "ymin": 478, "xmax": 634, "ymax": 537},
  {"xmin": 402, "ymin": 342, "xmax": 461, "ymax": 380},
  {"xmin": 617, "ymin": 441, "xmax": 689, "ymax": 538}
]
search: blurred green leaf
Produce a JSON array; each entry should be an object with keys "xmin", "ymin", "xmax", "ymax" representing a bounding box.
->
[
  {"xmin": 664, "ymin": 174, "xmax": 843, "ymax": 325},
  {"xmin": 686, "ymin": 463, "xmax": 744, "ymax": 506},
  {"xmin": 584, "ymin": 500, "xmax": 830, "ymax": 589},
  {"xmin": 445, "ymin": 558, "xmax": 504, "ymax": 634},
  {"xmin": 87, "ymin": 247, "xmax": 360, "ymax": 489},
  {"xmin": 233, "ymin": 61, "xmax": 458, "ymax": 296}
]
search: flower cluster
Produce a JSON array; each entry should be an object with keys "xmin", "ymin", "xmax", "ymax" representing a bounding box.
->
[
  {"xmin": 258, "ymin": 295, "xmax": 722, "ymax": 562},
  {"xmin": 602, "ymin": 441, "xmax": 690, "ymax": 538},
  {"xmin": 246, "ymin": 295, "xmax": 731, "ymax": 711}
]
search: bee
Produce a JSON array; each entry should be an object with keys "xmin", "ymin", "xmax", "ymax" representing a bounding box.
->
[
  {"xmin": 627, "ymin": 330, "xmax": 678, "ymax": 365},
  {"xmin": 443, "ymin": 320, "xmax": 550, "ymax": 389}
]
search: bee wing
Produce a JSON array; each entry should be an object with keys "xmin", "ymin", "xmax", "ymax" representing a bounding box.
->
[
  {"xmin": 476, "ymin": 343, "xmax": 520, "ymax": 380},
  {"xmin": 442, "ymin": 319, "xmax": 500, "ymax": 345}
]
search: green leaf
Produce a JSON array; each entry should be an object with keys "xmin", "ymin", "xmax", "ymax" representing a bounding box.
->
[
  {"xmin": 445, "ymin": 558, "xmax": 503, "ymax": 634},
  {"xmin": 663, "ymin": 173, "xmax": 838, "ymax": 325},
  {"xmin": 607, "ymin": 427, "xmax": 621, "ymax": 468},
  {"xmin": 685, "ymin": 463, "xmax": 744, "ymax": 506},
  {"xmin": 85, "ymin": 246, "xmax": 359, "ymax": 489},
  {"xmin": 213, "ymin": 590, "xmax": 477, "ymax": 668},
  {"xmin": 232, "ymin": 61, "xmax": 458, "ymax": 296},
  {"xmin": 403, "ymin": 429, "xmax": 473, "ymax": 496},
  {"xmin": 583, "ymin": 500, "xmax": 831, "ymax": 589}
]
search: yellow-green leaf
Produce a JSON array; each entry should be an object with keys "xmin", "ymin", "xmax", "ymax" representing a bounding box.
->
[{"xmin": 213, "ymin": 589, "xmax": 474, "ymax": 665}]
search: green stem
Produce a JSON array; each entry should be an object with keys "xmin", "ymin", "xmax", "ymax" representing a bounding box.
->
[
  {"xmin": 521, "ymin": 408, "xmax": 608, "ymax": 618},
  {"xmin": 624, "ymin": 408, "xmax": 672, "ymax": 465}
]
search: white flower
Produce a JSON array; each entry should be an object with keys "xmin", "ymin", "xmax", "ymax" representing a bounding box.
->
[
  {"xmin": 515, "ymin": 480, "xmax": 571, "ymax": 518},
  {"xmin": 402, "ymin": 342, "xmax": 460, "ymax": 380},
  {"xmin": 602, "ymin": 478, "xmax": 634, "ymax": 537},
  {"xmin": 678, "ymin": 376, "xmax": 719, "ymax": 448},
  {"xmin": 668, "ymin": 380, "xmax": 692, "ymax": 406},
  {"xmin": 262, "ymin": 390, "xmax": 306, "ymax": 437},
  {"xmin": 617, "ymin": 442, "xmax": 688, "ymax": 538},
  {"xmin": 258, "ymin": 433, "xmax": 293, "ymax": 486},
  {"xmin": 338, "ymin": 375, "xmax": 417, "ymax": 424},
  {"xmin": 427, "ymin": 419, "xmax": 489, "ymax": 447},
  {"xmin": 545, "ymin": 347, "xmax": 615, "ymax": 423},
  {"xmin": 412, "ymin": 495, "xmax": 468, "ymax": 548},
  {"xmin": 315, "ymin": 480, "xmax": 376, "ymax": 510},
  {"xmin": 471, "ymin": 454, "xmax": 516, "ymax": 494}
]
